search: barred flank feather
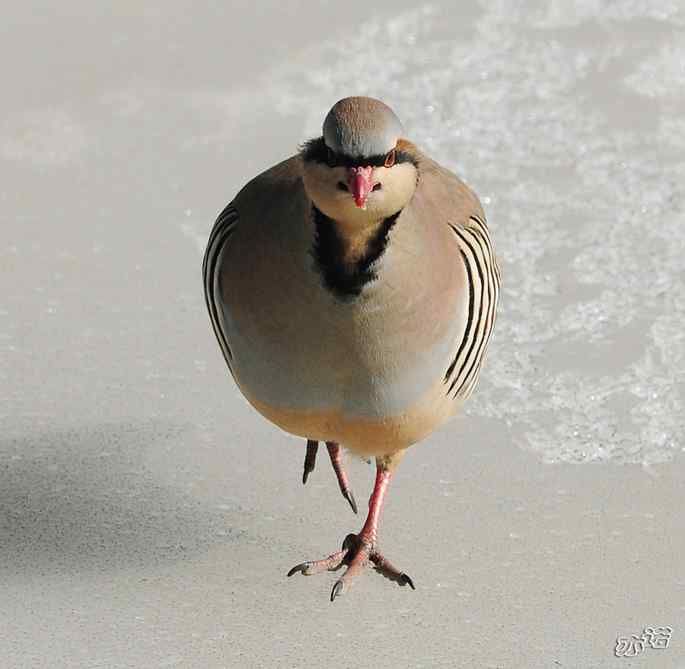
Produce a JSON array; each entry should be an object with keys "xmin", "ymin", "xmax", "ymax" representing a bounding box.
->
[
  {"xmin": 202, "ymin": 202, "xmax": 239, "ymax": 376},
  {"xmin": 443, "ymin": 214, "xmax": 500, "ymax": 400}
]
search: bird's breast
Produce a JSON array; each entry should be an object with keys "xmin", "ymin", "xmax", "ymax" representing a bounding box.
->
[{"xmin": 217, "ymin": 208, "xmax": 469, "ymax": 436}]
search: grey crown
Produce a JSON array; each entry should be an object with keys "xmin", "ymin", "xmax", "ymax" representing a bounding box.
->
[{"xmin": 322, "ymin": 97, "xmax": 405, "ymax": 158}]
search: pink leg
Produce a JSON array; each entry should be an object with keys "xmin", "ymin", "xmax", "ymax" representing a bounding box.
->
[
  {"xmin": 325, "ymin": 442, "xmax": 357, "ymax": 514},
  {"xmin": 299, "ymin": 439, "xmax": 357, "ymax": 514},
  {"xmin": 289, "ymin": 453, "xmax": 414, "ymax": 601}
]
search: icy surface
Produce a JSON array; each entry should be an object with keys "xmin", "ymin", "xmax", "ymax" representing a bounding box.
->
[
  {"xmin": 176, "ymin": 2, "xmax": 685, "ymax": 465},
  {"xmin": 2, "ymin": 3, "xmax": 685, "ymax": 667}
]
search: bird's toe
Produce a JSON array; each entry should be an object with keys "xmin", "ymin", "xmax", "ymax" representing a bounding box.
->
[
  {"xmin": 399, "ymin": 572, "xmax": 416, "ymax": 590},
  {"xmin": 330, "ymin": 579, "xmax": 345, "ymax": 602},
  {"xmin": 343, "ymin": 489, "xmax": 358, "ymax": 515},
  {"xmin": 287, "ymin": 561, "xmax": 312, "ymax": 577}
]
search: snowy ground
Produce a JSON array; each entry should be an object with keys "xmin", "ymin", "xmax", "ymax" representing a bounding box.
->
[{"xmin": 1, "ymin": 2, "xmax": 684, "ymax": 668}]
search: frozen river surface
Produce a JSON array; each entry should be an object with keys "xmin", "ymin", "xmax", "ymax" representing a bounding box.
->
[{"xmin": 1, "ymin": 2, "xmax": 684, "ymax": 668}]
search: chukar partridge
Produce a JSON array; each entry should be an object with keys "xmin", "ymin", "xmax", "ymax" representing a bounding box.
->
[{"xmin": 203, "ymin": 96, "xmax": 500, "ymax": 601}]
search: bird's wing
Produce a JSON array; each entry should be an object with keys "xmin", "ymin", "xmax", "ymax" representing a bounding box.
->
[
  {"xmin": 412, "ymin": 154, "xmax": 501, "ymax": 402},
  {"xmin": 442, "ymin": 212, "xmax": 501, "ymax": 400},
  {"xmin": 202, "ymin": 201, "xmax": 239, "ymax": 377},
  {"xmin": 201, "ymin": 155, "xmax": 308, "ymax": 384}
]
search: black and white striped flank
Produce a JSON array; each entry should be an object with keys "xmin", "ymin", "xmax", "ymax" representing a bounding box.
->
[
  {"xmin": 443, "ymin": 214, "xmax": 501, "ymax": 400},
  {"xmin": 202, "ymin": 202, "xmax": 239, "ymax": 375}
]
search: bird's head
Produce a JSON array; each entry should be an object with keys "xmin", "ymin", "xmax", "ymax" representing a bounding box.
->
[{"xmin": 301, "ymin": 97, "xmax": 419, "ymax": 223}]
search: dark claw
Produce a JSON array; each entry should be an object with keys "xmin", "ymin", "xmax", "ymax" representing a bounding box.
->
[
  {"xmin": 302, "ymin": 440, "xmax": 318, "ymax": 485},
  {"xmin": 330, "ymin": 579, "xmax": 344, "ymax": 602},
  {"xmin": 287, "ymin": 562, "xmax": 311, "ymax": 577},
  {"xmin": 343, "ymin": 489, "xmax": 358, "ymax": 515},
  {"xmin": 399, "ymin": 573, "xmax": 415, "ymax": 590}
]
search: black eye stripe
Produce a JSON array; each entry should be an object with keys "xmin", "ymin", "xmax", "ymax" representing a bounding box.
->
[{"xmin": 300, "ymin": 137, "xmax": 418, "ymax": 168}]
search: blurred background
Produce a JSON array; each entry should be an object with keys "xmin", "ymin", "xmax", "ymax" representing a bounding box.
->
[{"xmin": 1, "ymin": 2, "xmax": 684, "ymax": 667}]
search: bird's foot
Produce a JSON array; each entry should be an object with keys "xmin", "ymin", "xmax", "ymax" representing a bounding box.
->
[
  {"xmin": 301, "ymin": 440, "xmax": 357, "ymax": 514},
  {"xmin": 287, "ymin": 533, "xmax": 415, "ymax": 601}
]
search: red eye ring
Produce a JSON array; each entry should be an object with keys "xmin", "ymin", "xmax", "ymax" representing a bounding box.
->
[{"xmin": 384, "ymin": 149, "xmax": 396, "ymax": 168}]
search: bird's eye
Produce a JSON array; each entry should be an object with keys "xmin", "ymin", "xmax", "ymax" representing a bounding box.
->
[
  {"xmin": 384, "ymin": 149, "xmax": 396, "ymax": 168},
  {"xmin": 327, "ymin": 147, "xmax": 337, "ymax": 167}
]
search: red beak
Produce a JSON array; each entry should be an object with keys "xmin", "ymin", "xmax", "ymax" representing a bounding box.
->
[{"xmin": 347, "ymin": 166, "xmax": 374, "ymax": 208}]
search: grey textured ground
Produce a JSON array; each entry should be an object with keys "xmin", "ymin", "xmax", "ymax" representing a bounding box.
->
[{"xmin": 1, "ymin": 2, "xmax": 684, "ymax": 668}]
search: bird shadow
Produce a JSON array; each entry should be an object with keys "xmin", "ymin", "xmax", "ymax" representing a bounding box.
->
[{"xmin": 0, "ymin": 421, "xmax": 244, "ymax": 576}]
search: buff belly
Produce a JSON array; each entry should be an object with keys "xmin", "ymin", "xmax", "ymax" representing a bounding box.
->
[{"xmin": 235, "ymin": 372, "xmax": 462, "ymax": 457}]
